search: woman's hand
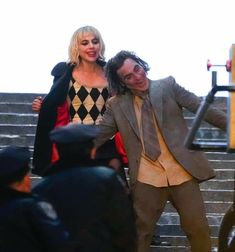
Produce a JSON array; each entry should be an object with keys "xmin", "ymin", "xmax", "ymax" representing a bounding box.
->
[{"xmin": 32, "ymin": 96, "xmax": 43, "ymax": 112}]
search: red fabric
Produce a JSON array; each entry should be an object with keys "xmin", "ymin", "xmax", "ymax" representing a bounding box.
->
[
  {"xmin": 115, "ymin": 132, "xmax": 128, "ymax": 166},
  {"xmin": 51, "ymin": 101, "xmax": 70, "ymax": 163}
]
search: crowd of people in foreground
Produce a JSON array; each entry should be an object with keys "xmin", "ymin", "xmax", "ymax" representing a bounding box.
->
[{"xmin": 0, "ymin": 25, "xmax": 234, "ymax": 252}]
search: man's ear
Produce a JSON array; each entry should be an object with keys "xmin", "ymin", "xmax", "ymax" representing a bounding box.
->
[{"xmin": 9, "ymin": 173, "xmax": 31, "ymax": 193}]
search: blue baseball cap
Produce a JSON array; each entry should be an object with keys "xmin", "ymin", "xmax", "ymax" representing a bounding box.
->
[{"xmin": 0, "ymin": 146, "xmax": 30, "ymax": 185}]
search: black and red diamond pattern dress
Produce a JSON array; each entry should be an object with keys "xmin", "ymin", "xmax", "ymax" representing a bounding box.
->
[{"xmin": 68, "ymin": 80, "xmax": 109, "ymax": 124}]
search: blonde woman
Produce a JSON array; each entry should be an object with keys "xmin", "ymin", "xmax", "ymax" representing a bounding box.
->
[{"xmin": 32, "ymin": 26, "xmax": 126, "ymax": 183}]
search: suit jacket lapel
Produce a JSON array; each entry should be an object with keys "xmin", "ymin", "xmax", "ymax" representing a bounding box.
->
[
  {"xmin": 119, "ymin": 92, "xmax": 141, "ymax": 139},
  {"xmin": 149, "ymin": 80, "xmax": 163, "ymax": 128}
]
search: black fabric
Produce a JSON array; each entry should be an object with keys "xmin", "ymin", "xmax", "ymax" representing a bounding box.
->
[
  {"xmin": 32, "ymin": 63, "xmax": 74, "ymax": 176},
  {"xmin": 49, "ymin": 123, "xmax": 99, "ymax": 144},
  {"xmin": 33, "ymin": 163, "xmax": 137, "ymax": 252},
  {"xmin": 0, "ymin": 186, "xmax": 70, "ymax": 252},
  {"xmin": 96, "ymin": 138, "xmax": 119, "ymax": 160},
  {"xmin": 0, "ymin": 146, "xmax": 30, "ymax": 185}
]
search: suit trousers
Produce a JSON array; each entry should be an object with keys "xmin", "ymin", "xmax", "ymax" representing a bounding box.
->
[{"xmin": 131, "ymin": 179, "xmax": 211, "ymax": 252}]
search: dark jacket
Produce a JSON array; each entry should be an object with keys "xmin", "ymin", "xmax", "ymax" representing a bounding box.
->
[
  {"xmin": 33, "ymin": 160, "xmax": 137, "ymax": 252},
  {"xmin": 32, "ymin": 62, "xmax": 74, "ymax": 175},
  {"xmin": 0, "ymin": 186, "xmax": 71, "ymax": 252}
]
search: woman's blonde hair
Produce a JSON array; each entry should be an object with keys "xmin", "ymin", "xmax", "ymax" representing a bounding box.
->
[{"xmin": 68, "ymin": 26, "xmax": 105, "ymax": 64}]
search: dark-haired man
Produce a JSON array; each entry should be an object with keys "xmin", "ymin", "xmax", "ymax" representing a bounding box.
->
[{"xmin": 93, "ymin": 50, "xmax": 227, "ymax": 252}]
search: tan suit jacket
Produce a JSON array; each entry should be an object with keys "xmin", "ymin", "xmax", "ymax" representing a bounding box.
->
[{"xmin": 95, "ymin": 76, "xmax": 227, "ymax": 188}]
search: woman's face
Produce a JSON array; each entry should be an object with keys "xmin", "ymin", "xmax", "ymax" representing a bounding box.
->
[{"xmin": 78, "ymin": 32, "xmax": 101, "ymax": 63}]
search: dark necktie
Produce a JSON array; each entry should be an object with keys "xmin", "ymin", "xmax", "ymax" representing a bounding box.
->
[{"xmin": 141, "ymin": 96, "xmax": 161, "ymax": 161}]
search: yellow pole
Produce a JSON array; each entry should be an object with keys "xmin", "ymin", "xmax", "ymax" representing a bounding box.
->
[{"xmin": 228, "ymin": 44, "xmax": 235, "ymax": 150}]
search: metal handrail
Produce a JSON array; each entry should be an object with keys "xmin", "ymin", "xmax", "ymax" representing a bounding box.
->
[{"xmin": 184, "ymin": 71, "xmax": 235, "ymax": 151}]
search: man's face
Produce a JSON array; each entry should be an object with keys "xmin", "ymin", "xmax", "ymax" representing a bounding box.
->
[{"xmin": 117, "ymin": 58, "xmax": 149, "ymax": 91}]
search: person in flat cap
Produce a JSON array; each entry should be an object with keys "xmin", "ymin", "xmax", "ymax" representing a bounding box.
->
[
  {"xmin": 48, "ymin": 123, "xmax": 100, "ymax": 163},
  {"xmin": 0, "ymin": 146, "xmax": 73, "ymax": 252},
  {"xmin": 33, "ymin": 123, "xmax": 137, "ymax": 252}
]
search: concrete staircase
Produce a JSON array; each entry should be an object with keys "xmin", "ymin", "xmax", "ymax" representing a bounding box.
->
[
  {"xmin": 0, "ymin": 93, "xmax": 43, "ymax": 185},
  {"xmin": 0, "ymin": 93, "xmax": 235, "ymax": 252}
]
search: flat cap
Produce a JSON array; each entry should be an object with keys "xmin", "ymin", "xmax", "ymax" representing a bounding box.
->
[
  {"xmin": 49, "ymin": 123, "xmax": 99, "ymax": 144},
  {"xmin": 0, "ymin": 146, "xmax": 30, "ymax": 185}
]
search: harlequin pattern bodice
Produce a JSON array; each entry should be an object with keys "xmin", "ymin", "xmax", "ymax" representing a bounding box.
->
[{"xmin": 68, "ymin": 80, "xmax": 109, "ymax": 125}]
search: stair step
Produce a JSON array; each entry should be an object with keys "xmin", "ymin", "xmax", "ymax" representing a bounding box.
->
[
  {"xmin": 214, "ymin": 169, "xmax": 235, "ymax": 179},
  {"xmin": 150, "ymin": 246, "xmax": 190, "ymax": 252},
  {"xmin": 200, "ymin": 179, "xmax": 235, "ymax": 190},
  {"xmin": 206, "ymin": 152, "xmax": 235, "ymax": 160},
  {"xmin": 158, "ymin": 212, "xmax": 224, "ymax": 226},
  {"xmin": 0, "ymin": 93, "xmax": 45, "ymax": 103},
  {"xmin": 0, "ymin": 102, "xmax": 34, "ymax": 113},
  {"xmin": 0, "ymin": 134, "xmax": 35, "ymax": 146},
  {"xmin": 0, "ymin": 112, "xmax": 38, "ymax": 124},
  {"xmin": 201, "ymin": 189, "xmax": 234, "ymax": 202},
  {"xmin": 0, "ymin": 124, "xmax": 36, "ymax": 134}
]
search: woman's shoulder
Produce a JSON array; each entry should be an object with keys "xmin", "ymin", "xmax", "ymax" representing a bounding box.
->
[{"xmin": 51, "ymin": 62, "xmax": 71, "ymax": 77}]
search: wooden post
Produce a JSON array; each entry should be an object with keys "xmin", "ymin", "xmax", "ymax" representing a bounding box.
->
[{"xmin": 228, "ymin": 44, "xmax": 235, "ymax": 150}]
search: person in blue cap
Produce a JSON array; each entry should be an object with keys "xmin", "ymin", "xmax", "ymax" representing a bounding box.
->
[
  {"xmin": 33, "ymin": 123, "xmax": 137, "ymax": 252},
  {"xmin": 0, "ymin": 146, "xmax": 73, "ymax": 252}
]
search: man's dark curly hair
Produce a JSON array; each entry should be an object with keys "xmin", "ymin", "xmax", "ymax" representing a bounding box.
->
[{"xmin": 105, "ymin": 50, "xmax": 150, "ymax": 95}]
